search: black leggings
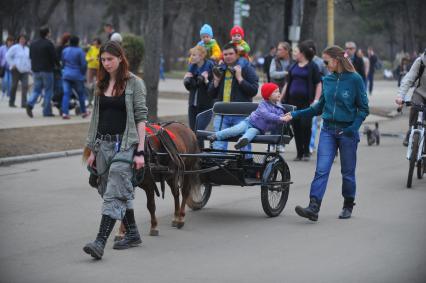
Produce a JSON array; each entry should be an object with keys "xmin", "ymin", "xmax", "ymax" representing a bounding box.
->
[{"xmin": 292, "ymin": 117, "xmax": 312, "ymax": 158}]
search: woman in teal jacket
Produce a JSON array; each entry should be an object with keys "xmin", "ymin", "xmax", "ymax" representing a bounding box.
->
[{"xmin": 283, "ymin": 45, "xmax": 369, "ymax": 221}]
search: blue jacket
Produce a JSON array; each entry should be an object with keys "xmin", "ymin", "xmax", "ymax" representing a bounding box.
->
[
  {"xmin": 248, "ymin": 100, "xmax": 286, "ymax": 133},
  {"xmin": 208, "ymin": 58, "xmax": 258, "ymax": 102},
  {"xmin": 61, "ymin": 46, "xmax": 86, "ymax": 81},
  {"xmin": 292, "ymin": 71, "xmax": 369, "ymax": 130}
]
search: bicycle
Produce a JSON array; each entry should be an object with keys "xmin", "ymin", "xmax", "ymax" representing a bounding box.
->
[{"xmin": 399, "ymin": 101, "xmax": 426, "ymax": 188}]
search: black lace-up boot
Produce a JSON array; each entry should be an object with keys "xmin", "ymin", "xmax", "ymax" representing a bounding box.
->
[
  {"xmin": 113, "ymin": 209, "xmax": 142, "ymax": 250},
  {"xmin": 295, "ymin": 197, "xmax": 321, "ymax": 221},
  {"xmin": 338, "ymin": 198, "xmax": 355, "ymax": 219},
  {"xmin": 83, "ymin": 214, "xmax": 116, "ymax": 259}
]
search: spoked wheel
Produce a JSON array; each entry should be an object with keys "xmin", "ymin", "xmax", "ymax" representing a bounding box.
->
[
  {"xmin": 187, "ymin": 183, "xmax": 212, "ymax": 211},
  {"xmin": 261, "ymin": 160, "xmax": 290, "ymax": 217},
  {"xmin": 407, "ymin": 133, "xmax": 420, "ymax": 188}
]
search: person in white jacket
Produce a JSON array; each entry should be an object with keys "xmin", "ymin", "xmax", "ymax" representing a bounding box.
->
[
  {"xmin": 395, "ymin": 50, "xmax": 426, "ymax": 146},
  {"xmin": 6, "ymin": 35, "xmax": 31, "ymax": 108}
]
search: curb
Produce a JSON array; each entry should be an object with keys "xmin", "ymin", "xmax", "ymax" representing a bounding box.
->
[{"xmin": 0, "ymin": 149, "xmax": 83, "ymax": 166}]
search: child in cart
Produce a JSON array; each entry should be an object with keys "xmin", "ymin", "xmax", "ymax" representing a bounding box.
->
[{"xmin": 207, "ymin": 83, "xmax": 287, "ymax": 149}]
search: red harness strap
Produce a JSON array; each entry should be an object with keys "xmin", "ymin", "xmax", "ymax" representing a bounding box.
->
[{"xmin": 145, "ymin": 124, "xmax": 177, "ymax": 141}]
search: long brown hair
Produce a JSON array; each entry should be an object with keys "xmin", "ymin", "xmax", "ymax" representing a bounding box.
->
[
  {"xmin": 97, "ymin": 41, "xmax": 130, "ymax": 96},
  {"xmin": 322, "ymin": 45, "xmax": 356, "ymax": 73}
]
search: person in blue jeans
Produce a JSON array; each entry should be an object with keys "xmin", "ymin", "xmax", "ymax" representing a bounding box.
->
[
  {"xmin": 0, "ymin": 36, "xmax": 14, "ymax": 100},
  {"xmin": 26, "ymin": 27, "xmax": 58, "ymax": 118},
  {"xmin": 283, "ymin": 45, "xmax": 369, "ymax": 221},
  {"xmin": 207, "ymin": 43, "xmax": 259, "ymax": 153},
  {"xmin": 61, "ymin": 35, "xmax": 89, "ymax": 119},
  {"xmin": 208, "ymin": 83, "xmax": 286, "ymax": 149}
]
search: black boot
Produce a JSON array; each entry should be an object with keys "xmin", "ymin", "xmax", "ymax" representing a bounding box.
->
[
  {"xmin": 113, "ymin": 209, "xmax": 142, "ymax": 250},
  {"xmin": 234, "ymin": 138, "xmax": 249, "ymax": 149},
  {"xmin": 83, "ymin": 214, "xmax": 116, "ymax": 259},
  {"xmin": 339, "ymin": 198, "xmax": 355, "ymax": 219},
  {"xmin": 207, "ymin": 134, "xmax": 217, "ymax": 142},
  {"xmin": 403, "ymin": 130, "xmax": 410, "ymax": 147},
  {"xmin": 295, "ymin": 197, "xmax": 321, "ymax": 221}
]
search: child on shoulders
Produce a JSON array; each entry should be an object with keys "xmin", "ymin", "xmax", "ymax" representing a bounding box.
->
[{"xmin": 197, "ymin": 24, "xmax": 222, "ymax": 63}]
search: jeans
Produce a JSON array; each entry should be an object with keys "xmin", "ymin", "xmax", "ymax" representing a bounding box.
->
[
  {"xmin": 28, "ymin": 72, "xmax": 54, "ymax": 116},
  {"xmin": 10, "ymin": 69, "xmax": 28, "ymax": 107},
  {"xmin": 309, "ymin": 126, "xmax": 360, "ymax": 201},
  {"xmin": 1, "ymin": 69, "xmax": 12, "ymax": 98},
  {"xmin": 309, "ymin": 116, "xmax": 321, "ymax": 152},
  {"xmin": 213, "ymin": 115, "xmax": 251, "ymax": 152},
  {"xmin": 367, "ymin": 71, "xmax": 374, "ymax": 94},
  {"xmin": 62, "ymin": 79, "xmax": 87, "ymax": 115},
  {"xmin": 215, "ymin": 119, "xmax": 260, "ymax": 142},
  {"xmin": 292, "ymin": 116, "xmax": 312, "ymax": 158}
]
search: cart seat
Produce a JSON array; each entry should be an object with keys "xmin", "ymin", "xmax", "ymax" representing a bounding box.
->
[{"xmin": 197, "ymin": 130, "xmax": 292, "ymax": 145}]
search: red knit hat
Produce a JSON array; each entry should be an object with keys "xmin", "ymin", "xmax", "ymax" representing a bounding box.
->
[
  {"xmin": 230, "ymin": 25, "xmax": 245, "ymax": 39},
  {"xmin": 261, "ymin": 83, "xmax": 279, "ymax": 100}
]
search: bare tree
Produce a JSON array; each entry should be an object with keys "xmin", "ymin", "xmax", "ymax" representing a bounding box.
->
[
  {"xmin": 144, "ymin": 0, "xmax": 164, "ymax": 121},
  {"xmin": 65, "ymin": 0, "xmax": 75, "ymax": 33},
  {"xmin": 300, "ymin": 0, "xmax": 318, "ymax": 41}
]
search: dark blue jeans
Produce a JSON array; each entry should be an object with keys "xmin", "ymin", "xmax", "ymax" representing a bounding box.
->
[
  {"xmin": 309, "ymin": 126, "xmax": 360, "ymax": 201},
  {"xmin": 28, "ymin": 72, "xmax": 54, "ymax": 116},
  {"xmin": 62, "ymin": 79, "xmax": 87, "ymax": 115}
]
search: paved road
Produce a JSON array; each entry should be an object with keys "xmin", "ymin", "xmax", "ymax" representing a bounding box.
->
[{"xmin": 0, "ymin": 114, "xmax": 425, "ymax": 283}]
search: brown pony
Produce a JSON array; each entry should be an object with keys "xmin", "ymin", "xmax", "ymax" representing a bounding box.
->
[{"xmin": 84, "ymin": 122, "xmax": 200, "ymax": 237}]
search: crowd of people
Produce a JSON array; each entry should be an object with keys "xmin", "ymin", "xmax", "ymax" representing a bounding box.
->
[{"xmin": 0, "ymin": 24, "xmax": 123, "ymax": 119}]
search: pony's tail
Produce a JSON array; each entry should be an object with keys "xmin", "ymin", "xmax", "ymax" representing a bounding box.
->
[{"xmin": 82, "ymin": 146, "xmax": 91, "ymax": 163}]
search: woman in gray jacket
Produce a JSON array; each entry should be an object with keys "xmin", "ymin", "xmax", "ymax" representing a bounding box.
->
[
  {"xmin": 269, "ymin": 41, "xmax": 293, "ymax": 91},
  {"xmin": 83, "ymin": 41, "xmax": 148, "ymax": 260}
]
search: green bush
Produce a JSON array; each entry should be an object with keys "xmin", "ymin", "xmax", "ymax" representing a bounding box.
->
[{"xmin": 122, "ymin": 34, "xmax": 144, "ymax": 74}]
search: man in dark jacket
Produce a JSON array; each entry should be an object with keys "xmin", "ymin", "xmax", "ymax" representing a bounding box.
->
[
  {"xmin": 263, "ymin": 46, "xmax": 276, "ymax": 82},
  {"xmin": 208, "ymin": 43, "xmax": 259, "ymax": 151},
  {"xmin": 345, "ymin": 41, "xmax": 366, "ymax": 83},
  {"xmin": 26, "ymin": 26, "xmax": 58, "ymax": 117}
]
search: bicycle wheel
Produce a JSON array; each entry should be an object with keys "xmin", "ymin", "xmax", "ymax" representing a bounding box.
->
[{"xmin": 407, "ymin": 132, "xmax": 420, "ymax": 188}]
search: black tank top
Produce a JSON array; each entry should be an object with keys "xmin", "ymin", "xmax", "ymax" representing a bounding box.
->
[{"xmin": 97, "ymin": 93, "xmax": 126, "ymax": 135}]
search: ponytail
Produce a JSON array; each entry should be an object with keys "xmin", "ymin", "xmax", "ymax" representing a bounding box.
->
[{"xmin": 323, "ymin": 45, "xmax": 356, "ymax": 73}]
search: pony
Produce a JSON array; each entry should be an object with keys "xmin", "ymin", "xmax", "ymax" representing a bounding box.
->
[{"xmin": 84, "ymin": 122, "xmax": 201, "ymax": 238}]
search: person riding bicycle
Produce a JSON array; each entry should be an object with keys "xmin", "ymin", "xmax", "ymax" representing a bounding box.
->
[{"xmin": 396, "ymin": 49, "xmax": 426, "ymax": 146}]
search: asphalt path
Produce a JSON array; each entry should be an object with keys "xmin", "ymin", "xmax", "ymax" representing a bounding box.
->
[{"xmin": 0, "ymin": 116, "xmax": 425, "ymax": 283}]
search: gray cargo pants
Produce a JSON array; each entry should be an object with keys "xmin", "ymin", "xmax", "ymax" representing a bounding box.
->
[{"xmin": 94, "ymin": 139, "xmax": 136, "ymax": 220}]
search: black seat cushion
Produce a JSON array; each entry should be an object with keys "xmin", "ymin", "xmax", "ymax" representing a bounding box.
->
[{"xmin": 197, "ymin": 130, "xmax": 292, "ymax": 145}]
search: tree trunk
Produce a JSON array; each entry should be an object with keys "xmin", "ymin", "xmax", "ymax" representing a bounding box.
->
[
  {"xmin": 300, "ymin": 0, "xmax": 318, "ymax": 41},
  {"xmin": 66, "ymin": 0, "xmax": 75, "ymax": 34},
  {"xmin": 144, "ymin": 0, "xmax": 163, "ymax": 121}
]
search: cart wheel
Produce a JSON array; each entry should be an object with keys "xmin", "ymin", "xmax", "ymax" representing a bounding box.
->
[
  {"xmin": 75, "ymin": 106, "xmax": 81, "ymax": 115},
  {"xmin": 261, "ymin": 161, "xmax": 290, "ymax": 217},
  {"xmin": 417, "ymin": 159, "xmax": 424, "ymax": 179},
  {"xmin": 187, "ymin": 183, "xmax": 212, "ymax": 210}
]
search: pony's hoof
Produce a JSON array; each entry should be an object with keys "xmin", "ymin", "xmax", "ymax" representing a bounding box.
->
[
  {"xmin": 171, "ymin": 220, "xmax": 178, "ymax": 227},
  {"xmin": 176, "ymin": 222, "xmax": 185, "ymax": 229},
  {"xmin": 150, "ymin": 229, "xmax": 159, "ymax": 236}
]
